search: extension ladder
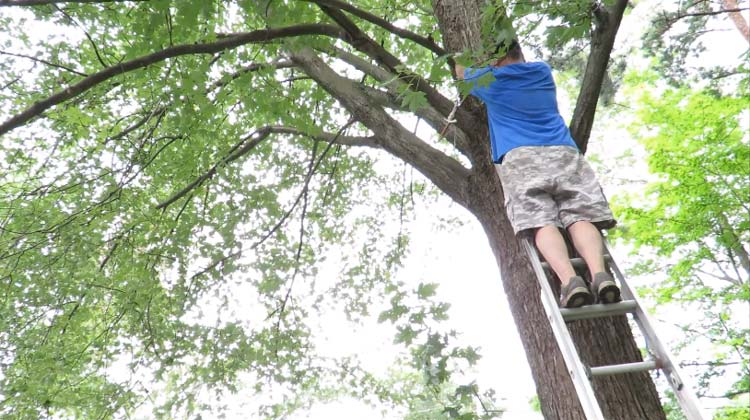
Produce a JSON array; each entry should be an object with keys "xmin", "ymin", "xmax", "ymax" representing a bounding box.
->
[{"xmin": 521, "ymin": 236, "xmax": 706, "ymax": 420}]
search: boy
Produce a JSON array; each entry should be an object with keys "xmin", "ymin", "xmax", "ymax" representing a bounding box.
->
[{"xmin": 456, "ymin": 41, "xmax": 620, "ymax": 308}]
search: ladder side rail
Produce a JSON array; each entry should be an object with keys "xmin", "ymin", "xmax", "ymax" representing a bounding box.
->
[
  {"xmin": 602, "ymin": 238, "xmax": 707, "ymax": 420},
  {"xmin": 522, "ymin": 239, "xmax": 606, "ymax": 420}
]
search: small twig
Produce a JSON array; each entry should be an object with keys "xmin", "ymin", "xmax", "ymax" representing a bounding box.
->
[
  {"xmin": 98, "ymin": 241, "xmax": 118, "ymax": 271},
  {"xmin": 272, "ymin": 141, "xmax": 318, "ymax": 357},
  {"xmin": 680, "ymin": 360, "xmax": 742, "ymax": 367},
  {"xmin": 1, "ymin": 75, "xmax": 22, "ymax": 90},
  {"xmin": 700, "ymin": 390, "xmax": 750, "ymax": 399},
  {"xmin": 266, "ymin": 118, "xmax": 356, "ymax": 330},
  {"xmin": 0, "ymin": 50, "xmax": 88, "ymax": 76},
  {"xmin": 439, "ymin": 96, "xmax": 463, "ymax": 137},
  {"xmin": 155, "ymin": 128, "xmax": 271, "ymax": 210},
  {"xmin": 52, "ymin": 3, "xmax": 109, "ymax": 67},
  {"xmin": 672, "ymin": 7, "xmax": 748, "ymax": 19}
]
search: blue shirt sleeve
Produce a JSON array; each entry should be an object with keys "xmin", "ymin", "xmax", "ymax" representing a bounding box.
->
[{"xmin": 464, "ymin": 67, "xmax": 494, "ymax": 101}]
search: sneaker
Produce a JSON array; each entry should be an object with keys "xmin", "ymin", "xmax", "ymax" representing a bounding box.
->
[
  {"xmin": 592, "ymin": 272, "xmax": 621, "ymax": 304},
  {"xmin": 560, "ymin": 276, "xmax": 593, "ymax": 308}
]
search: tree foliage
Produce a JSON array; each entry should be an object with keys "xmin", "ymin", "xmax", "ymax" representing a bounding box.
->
[
  {"xmin": 613, "ymin": 72, "xmax": 749, "ymax": 418},
  {"xmin": 0, "ymin": 0, "xmax": 684, "ymax": 418}
]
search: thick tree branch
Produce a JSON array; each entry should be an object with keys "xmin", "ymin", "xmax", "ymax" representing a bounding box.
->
[
  {"xmin": 300, "ymin": 0, "xmax": 448, "ymax": 57},
  {"xmin": 324, "ymin": 46, "xmax": 392, "ymax": 82},
  {"xmin": 1, "ymin": 18, "xmax": 458, "ymax": 138},
  {"xmin": 430, "ymin": 0, "xmax": 493, "ymax": 167},
  {"xmin": 0, "ymin": 24, "xmax": 347, "ymax": 137},
  {"xmin": 290, "ymin": 47, "xmax": 471, "ymax": 207},
  {"xmin": 569, "ymin": 0, "xmax": 628, "ymax": 153}
]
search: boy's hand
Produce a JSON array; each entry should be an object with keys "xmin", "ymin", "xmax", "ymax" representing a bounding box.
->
[{"xmin": 454, "ymin": 64, "xmax": 466, "ymax": 80}]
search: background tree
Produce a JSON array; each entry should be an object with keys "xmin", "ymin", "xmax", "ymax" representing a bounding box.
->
[
  {"xmin": 0, "ymin": 0, "xmax": 677, "ymax": 418},
  {"xmin": 608, "ymin": 2, "xmax": 749, "ymax": 418},
  {"xmin": 613, "ymin": 82, "xmax": 749, "ymax": 419},
  {"xmin": 640, "ymin": 0, "xmax": 749, "ymax": 84}
]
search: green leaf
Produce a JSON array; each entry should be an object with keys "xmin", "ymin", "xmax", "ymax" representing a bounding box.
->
[
  {"xmin": 395, "ymin": 326, "xmax": 419, "ymax": 345},
  {"xmin": 417, "ymin": 282, "xmax": 439, "ymax": 299},
  {"xmin": 401, "ymin": 89, "xmax": 428, "ymax": 112}
]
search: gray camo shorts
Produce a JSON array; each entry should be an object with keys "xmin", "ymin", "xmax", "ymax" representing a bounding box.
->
[{"xmin": 496, "ymin": 145, "xmax": 616, "ymax": 235}]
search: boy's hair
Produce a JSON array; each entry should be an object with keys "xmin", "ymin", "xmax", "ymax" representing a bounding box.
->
[{"xmin": 493, "ymin": 39, "xmax": 523, "ymax": 61}]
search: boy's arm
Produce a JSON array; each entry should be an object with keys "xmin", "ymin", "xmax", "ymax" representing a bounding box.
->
[{"xmin": 456, "ymin": 65, "xmax": 493, "ymax": 101}]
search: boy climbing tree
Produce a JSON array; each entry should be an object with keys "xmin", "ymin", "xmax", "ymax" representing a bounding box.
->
[{"xmin": 456, "ymin": 40, "xmax": 621, "ymax": 308}]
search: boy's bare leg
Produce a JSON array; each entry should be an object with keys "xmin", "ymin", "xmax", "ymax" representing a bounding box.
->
[
  {"xmin": 534, "ymin": 224, "xmax": 576, "ymax": 285},
  {"xmin": 567, "ymin": 221, "xmax": 605, "ymax": 277}
]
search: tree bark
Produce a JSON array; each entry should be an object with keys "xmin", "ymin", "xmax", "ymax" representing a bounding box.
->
[
  {"xmin": 569, "ymin": 0, "xmax": 628, "ymax": 153},
  {"xmin": 431, "ymin": 1, "xmax": 665, "ymax": 418},
  {"xmin": 721, "ymin": 0, "xmax": 750, "ymax": 41}
]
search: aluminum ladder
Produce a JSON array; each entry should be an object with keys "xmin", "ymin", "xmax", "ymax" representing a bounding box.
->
[{"xmin": 521, "ymin": 236, "xmax": 706, "ymax": 420}]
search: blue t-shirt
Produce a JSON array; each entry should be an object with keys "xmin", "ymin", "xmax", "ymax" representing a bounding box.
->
[{"xmin": 464, "ymin": 62, "xmax": 577, "ymax": 163}]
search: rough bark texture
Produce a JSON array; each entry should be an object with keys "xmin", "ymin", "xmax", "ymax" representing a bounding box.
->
[
  {"xmin": 432, "ymin": 1, "xmax": 665, "ymax": 419},
  {"xmin": 569, "ymin": 0, "xmax": 628, "ymax": 153}
]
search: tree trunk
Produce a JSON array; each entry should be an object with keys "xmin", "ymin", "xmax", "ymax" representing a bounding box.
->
[{"xmin": 432, "ymin": 1, "xmax": 666, "ymax": 418}]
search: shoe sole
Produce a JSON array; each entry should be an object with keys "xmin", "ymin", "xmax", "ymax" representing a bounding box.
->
[
  {"xmin": 564, "ymin": 287, "xmax": 594, "ymax": 308},
  {"xmin": 597, "ymin": 281, "xmax": 621, "ymax": 304}
]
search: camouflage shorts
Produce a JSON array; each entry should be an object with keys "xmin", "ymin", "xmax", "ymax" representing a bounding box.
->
[{"xmin": 496, "ymin": 145, "xmax": 616, "ymax": 235}]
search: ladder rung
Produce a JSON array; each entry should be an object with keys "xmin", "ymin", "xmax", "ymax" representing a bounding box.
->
[
  {"xmin": 541, "ymin": 255, "xmax": 612, "ymax": 271},
  {"xmin": 589, "ymin": 360, "xmax": 658, "ymax": 377},
  {"xmin": 560, "ymin": 300, "xmax": 638, "ymax": 321}
]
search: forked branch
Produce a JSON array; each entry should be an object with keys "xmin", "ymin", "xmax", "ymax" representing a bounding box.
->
[
  {"xmin": 290, "ymin": 47, "xmax": 471, "ymax": 207},
  {"xmin": 300, "ymin": 0, "xmax": 448, "ymax": 56},
  {"xmin": 327, "ymin": 46, "xmax": 472, "ymax": 157},
  {"xmin": 317, "ymin": 5, "xmax": 480, "ymax": 135}
]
